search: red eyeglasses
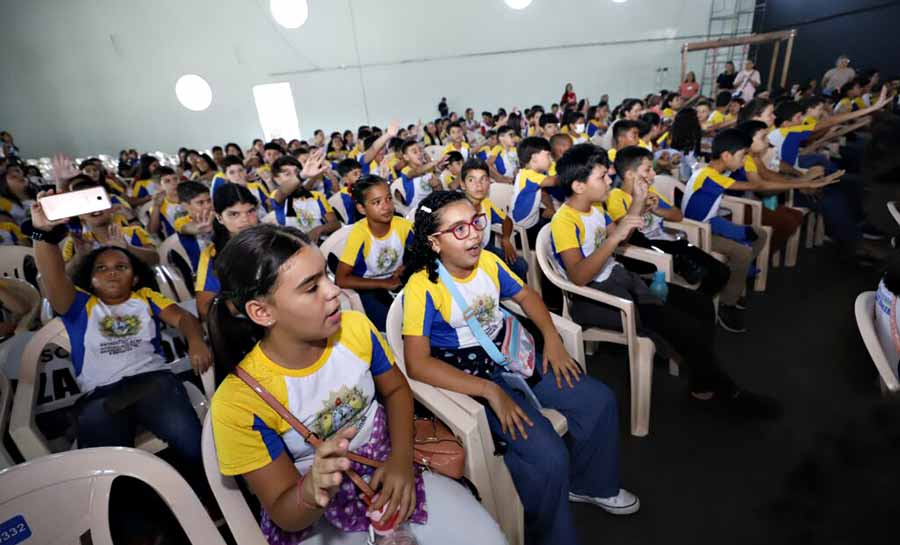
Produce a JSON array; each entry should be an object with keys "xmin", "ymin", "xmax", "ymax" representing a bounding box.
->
[{"xmin": 434, "ymin": 213, "xmax": 488, "ymax": 240}]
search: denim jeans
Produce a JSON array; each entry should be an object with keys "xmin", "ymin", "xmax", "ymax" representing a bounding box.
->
[
  {"xmin": 795, "ymin": 155, "xmax": 865, "ymax": 242},
  {"xmin": 356, "ymin": 288, "xmax": 394, "ymax": 331}
]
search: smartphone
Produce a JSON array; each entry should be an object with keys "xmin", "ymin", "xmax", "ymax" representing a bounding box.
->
[{"xmin": 39, "ymin": 187, "xmax": 111, "ymax": 221}]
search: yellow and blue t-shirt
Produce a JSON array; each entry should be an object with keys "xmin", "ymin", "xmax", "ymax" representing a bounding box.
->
[
  {"xmin": 211, "ymin": 311, "xmax": 394, "ymax": 476},
  {"xmin": 442, "ymin": 142, "xmax": 471, "ymax": 161},
  {"xmin": 707, "ymin": 110, "xmax": 726, "ymax": 127},
  {"xmin": 339, "ymin": 217, "xmax": 413, "ymax": 279},
  {"xmin": 210, "ymin": 178, "xmax": 272, "ymax": 213},
  {"xmin": 511, "ymin": 168, "xmax": 547, "ymax": 229},
  {"xmin": 61, "ymin": 225, "xmax": 155, "ymax": 263},
  {"xmin": 767, "ymin": 123, "xmax": 815, "ymax": 168},
  {"xmin": 60, "ymin": 287, "xmax": 174, "ymax": 393},
  {"xmin": 606, "ymin": 187, "xmax": 675, "ymax": 241},
  {"xmin": 478, "ymin": 197, "xmax": 507, "ymax": 248},
  {"xmin": 335, "ymin": 186, "xmax": 359, "ymax": 224},
  {"xmin": 550, "ymin": 203, "xmax": 619, "ymax": 284},
  {"xmin": 195, "ymin": 244, "xmax": 220, "ymax": 294},
  {"xmin": 169, "ymin": 217, "xmax": 212, "ymax": 273},
  {"xmin": 402, "ymin": 251, "xmax": 523, "ymax": 349},
  {"xmin": 439, "ymin": 170, "xmax": 458, "ymax": 191},
  {"xmin": 157, "ymin": 197, "xmax": 186, "ymax": 238},
  {"xmin": 587, "ymin": 120, "xmax": 606, "ymax": 137},
  {"xmin": 273, "ymin": 192, "xmax": 333, "ymax": 234},
  {"xmin": 399, "ymin": 166, "xmax": 436, "ymax": 209},
  {"xmin": 682, "ymin": 166, "xmax": 736, "ymax": 223},
  {"xmin": 489, "ymin": 145, "xmax": 519, "ymax": 178},
  {"xmin": 130, "ymin": 179, "xmax": 158, "ymax": 200},
  {"xmin": 356, "ymin": 152, "xmax": 381, "ymax": 177},
  {"xmin": 0, "ymin": 197, "xmax": 29, "ymax": 225},
  {"xmin": 0, "ymin": 221, "xmax": 26, "ymax": 245}
]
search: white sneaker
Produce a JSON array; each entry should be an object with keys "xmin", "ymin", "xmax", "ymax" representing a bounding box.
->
[{"xmin": 568, "ymin": 489, "xmax": 640, "ymax": 515}]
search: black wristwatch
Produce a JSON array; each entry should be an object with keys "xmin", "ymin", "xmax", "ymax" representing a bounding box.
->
[{"xmin": 30, "ymin": 224, "xmax": 69, "ymax": 245}]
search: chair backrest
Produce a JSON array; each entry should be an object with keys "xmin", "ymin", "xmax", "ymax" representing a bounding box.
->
[
  {"xmin": 0, "ymin": 371, "xmax": 14, "ymax": 469},
  {"xmin": 136, "ymin": 202, "xmax": 153, "ymax": 229},
  {"xmin": 888, "ymin": 201, "xmax": 900, "ymax": 228},
  {"xmin": 489, "ymin": 183, "xmax": 514, "ymax": 214},
  {"xmin": 201, "ymin": 414, "xmax": 270, "ymax": 545},
  {"xmin": 261, "ymin": 210, "xmax": 278, "ymax": 225},
  {"xmin": 328, "ymin": 191, "xmax": 350, "ymax": 224},
  {"xmin": 318, "ymin": 224, "xmax": 354, "ymax": 270},
  {"xmin": 385, "ymin": 292, "xmax": 410, "ymax": 374},
  {"xmin": 651, "ymin": 174, "xmax": 679, "ymax": 205},
  {"xmin": 154, "ymin": 264, "xmax": 192, "ymax": 302},
  {"xmin": 405, "ymin": 206, "xmax": 417, "ymax": 222},
  {"xmin": 0, "ymin": 447, "xmax": 226, "ymax": 545},
  {"xmin": 0, "ymin": 278, "xmax": 42, "ymax": 333},
  {"xmin": 0, "ymin": 246, "xmax": 34, "ymax": 282},
  {"xmin": 425, "ymin": 145, "xmax": 444, "ymax": 162},
  {"xmin": 159, "ymin": 234, "xmax": 194, "ymax": 274},
  {"xmin": 854, "ymin": 291, "xmax": 900, "ymax": 393},
  {"xmin": 390, "ymin": 178, "xmax": 410, "ymax": 216}
]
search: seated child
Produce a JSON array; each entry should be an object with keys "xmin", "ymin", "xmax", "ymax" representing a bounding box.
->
[
  {"xmin": 208, "ymin": 224, "xmax": 505, "ymax": 545},
  {"xmin": 0, "ymin": 211, "xmax": 26, "ymax": 246},
  {"xmin": 129, "ymin": 155, "xmax": 160, "ymax": 207},
  {"xmin": 439, "ymin": 151, "xmax": 464, "ymax": 190},
  {"xmin": 475, "ymin": 130, "xmax": 497, "ymax": 161},
  {"xmin": 442, "ymin": 122, "xmax": 471, "ymax": 160},
  {"xmin": 172, "ymin": 181, "xmax": 214, "ymax": 274},
  {"xmin": 356, "ymin": 123, "xmax": 399, "ymax": 177},
  {"xmin": 335, "ymin": 175, "xmax": 413, "ymax": 331},
  {"xmin": 0, "ymin": 162, "xmax": 35, "ymax": 225},
  {"xmin": 31, "ymin": 193, "xmax": 209, "ymax": 489},
  {"xmin": 682, "ymin": 129, "xmax": 836, "ymax": 331},
  {"xmin": 539, "ymin": 113, "xmax": 559, "ymax": 139},
  {"xmin": 402, "ymin": 190, "xmax": 639, "ymax": 545},
  {"xmin": 216, "ymin": 155, "xmax": 272, "ymax": 213},
  {"xmin": 397, "ymin": 140, "xmax": 446, "ymax": 210},
  {"xmin": 148, "ymin": 166, "xmax": 184, "ymax": 238},
  {"xmin": 587, "ymin": 103, "xmax": 610, "ymax": 137},
  {"xmin": 563, "ymin": 111, "xmax": 589, "ymax": 144},
  {"xmin": 270, "ymin": 156, "xmax": 339, "ymax": 242},
  {"xmin": 552, "ymin": 143, "xmax": 780, "ymax": 417},
  {"xmin": 608, "ymin": 146, "xmax": 729, "ymax": 298},
  {"xmin": 458, "ymin": 158, "xmax": 528, "ymax": 279},
  {"xmin": 334, "ymin": 158, "xmax": 363, "ymax": 223},
  {"xmin": 608, "ymin": 120, "xmax": 642, "ymax": 162},
  {"xmin": 510, "ymin": 137, "xmax": 560, "ymax": 246},
  {"xmin": 486, "ymin": 126, "xmax": 519, "ymax": 184}
]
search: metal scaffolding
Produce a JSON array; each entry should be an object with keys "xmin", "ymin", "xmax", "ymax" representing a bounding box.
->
[{"xmin": 697, "ymin": 0, "xmax": 767, "ymax": 96}]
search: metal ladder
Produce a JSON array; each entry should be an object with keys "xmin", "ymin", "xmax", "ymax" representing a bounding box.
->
[{"xmin": 699, "ymin": 0, "xmax": 767, "ymax": 96}]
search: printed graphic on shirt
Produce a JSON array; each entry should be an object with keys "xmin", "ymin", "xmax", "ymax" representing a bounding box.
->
[{"xmin": 313, "ymin": 385, "xmax": 370, "ymax": 439}]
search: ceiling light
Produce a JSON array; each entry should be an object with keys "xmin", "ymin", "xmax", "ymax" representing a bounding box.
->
[
  {"xmin": 270, "ymin": 0, "xmax": 309, "ymax": 28},
  {"xmin": 504, "ymin": 0, "xmax": 533, "ymax": 10},
  {"xmin": 175, "ymin": 74, "xmax": 212, "ymax": 111}
]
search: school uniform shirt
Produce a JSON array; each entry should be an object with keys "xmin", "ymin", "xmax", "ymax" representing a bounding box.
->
[
  {"xmin": 767, "ymin": 123, "xmax": 814, "ymax": 168},
  {"xmin": 681, "ymin": 165, "xmax": 740, "ymax": 224},
  {"xmin": 339, "ymin": 217, "xmax": 413, "ymax": 279},
  {"xmin": 511, "ymin": 168, "xmax": 547, "ymax": 229},
  {"xmin": 157, "ymin": 198, "xmax": 186, "ymax": 238},
  {"xmin": 489, "ymin": 145, "xmax": 519, "ymax": 178},
  {"xmin": 273, "ymin": 192, "xmax": 332, "ymax": 234},
  {"xmin": 707, "ymin": 110, "xmax": 726, "ymax": 127},
  {"xmin": 60, "ymin": 287, "xmax": 174, "ymax": 393},
  {"xmin": 195, "ymin": 244, "xmax": 220, "ymax": 294},
  {"xmin": 402, "ymin": 250, "xmax": 524, "ymax": 349},
  {"xmin": 442, "ymin": 142, "xmax": 471, "ymax": 161},
  {"xmin": 439, "ymin": 170, "xmax": 457, "ymax": 190},
  {"xmin": 550, "ymin": 203, "xmax": 619, "ymax": 284},
  {"xmin": 478, "ymin": 198, "xmax": 507, "ymax": 248},
  {"xmin": 661, "ymin": 108, "xmax": 676, "ymax": 121},
  {"xmin": 61, "ymin": 225, "xmax": 155, "ymax": 263},
  {"xmin": 606, "ymin": 187, "xmax": 676, "ymax": 241},
  {"xmin": 587, "ymin": 120, "xmax": 605, "ymax": 137},
  {"xmin": 356, "ymin": 152, "xmax": 382, "ymax": 177},
  {"xmin": 875, "ymin": 280, "xmax": 900, "ymax": 377},
  {"xmin": 130, "ymin": 179, "xmax": 158, "ymax": 200},
  {"xmin": 607, "ymin": 148, "xmax": 618, "ymax": 162},
  {"xmin": 170, "ymin": 215, "xmax": 212, "ymax": 272},
  {"xmin": 211, "ymin": 311, "xmax": 394, "ymax": 476},
  {"xmin": 730, "ymin": 155, "xmax": 758, "ymax": 183},
  {"xmin": 475, "ymin": 146, "xmax": 492, "ymax": 161},
  {"xmin": 384, "ymin": 156, "xmax": 402, "ymax": 182},
  {"xmin": 399, "ymin": 166, "xmax": 437, "ymax": 209},
  {"xmin": 638, "ymin": 139, "xmax": 653, "ymax": 152},
  {"xmin": 803, "ymin": 116, "xmax": 819, "ymax": 129},
  {"xmin": 0, "ymin": 197, "xmax": 29, "ymax": 225},
  {"xmin": 0, "ymin": 221, "xmax": 26, "ymax": 245},
  {"xmin": 336, "ymin": 187, "xmax": 359, "ymax": 224}
]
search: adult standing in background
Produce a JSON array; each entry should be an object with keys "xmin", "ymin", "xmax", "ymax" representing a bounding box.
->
[
  {"xmin": 679, "ymin": 72, "xmax": 700, "ymax": 99},
  {"xmin": 733, "ymin": 60, "xmax": 761, "ymax": 102},
  {"xmin": 0, "ymin": 131, "xmax": 19, "ymax": 158},
  {"xmin": 438, "ymin": 97, "xmax": 449, "ymax": 118},
  {"xmin": 716, "ymin": 61, "xmax": 737, "ymax": 94},
  {"xmin": 560, "ymin": 82, "xmax": 577, "ymax": 110},
  {"xmin": 822, "ymin": 55, "xmax": 855, "ymax": 96}
]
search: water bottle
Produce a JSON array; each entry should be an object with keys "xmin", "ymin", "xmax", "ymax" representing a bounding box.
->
[
  {"xmin": 761, "ymin": 195, "xmax": 778, "ymax": 211},
  {"xmin": 370, "ymin": 524, "xmax": 419, "ymax": 545},
  {"xmin": 649, "ymin": 271, "xmax": 668, "ymax": 303}
]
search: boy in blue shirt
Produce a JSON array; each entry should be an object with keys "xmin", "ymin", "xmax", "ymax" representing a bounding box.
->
[
  {"xmin": 511, "ymin": 137, "xmax": 560, "ymax": 247},
  {"xmin": 334, "ymin": 158, "xmax": 363, "ymax": 223}
]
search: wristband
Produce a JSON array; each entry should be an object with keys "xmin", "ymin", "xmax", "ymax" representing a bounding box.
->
[
  {"xmin": 30, "ymin": 224, "xmax": 69, "ymax": 245},
  {"xmin": 296, "ymin": 473, "xmax": 320, "ymax": 510}
]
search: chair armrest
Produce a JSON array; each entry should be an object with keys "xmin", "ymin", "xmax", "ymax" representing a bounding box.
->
[
  {"xmin": 664, "ymin": 220, "xmax": 701, "ymax": 247},
  {"xmin": 720, "ymin": 196, "xmax": 763, "ymax": 226},
  {"xmin": 617, "ymin": 245, "xmax": 673, "ymax": 281},
  {"xmin": 502, "ymin": 300, "xmax": 586, "ymax": 371}
]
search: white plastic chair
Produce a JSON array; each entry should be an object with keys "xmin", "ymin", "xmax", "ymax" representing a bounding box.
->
[
  {"xmin": 261, "ymin": 210, "xmax": 278, "ymax": 225},
  {"xmin": 0, "ymin": 246, "xmax": 34, "ymax": 282},
  {"xmin": 201, "ymin": 415, "xmax": 269, "ymax": 545},
  {"xmin": 327, "ymin": 191, "xmax": 351, "ymax": 224},
  {"xmin": 488, "ymin": 183, "xmax": 542, "ymax": 295},
  {"xmin": 10, "ymin": 318, "xmax": 209, "ymax": 461},
  {"xmin": 384, "ymin": 294, "xmax": 525, "ymax": 545},
  {"xmin": 425, "ymin": 145, "xmax": 444, "ymax": 162},
  {"xmin": 854, "ymin": 291, "xmax": 900, "ymax": 394},
  {"xmin": 888, "ymin": 201, "xmax": 900, "ymax": 228},
  {"xmin": 154, "ymin": 264, "xmax": 193, "ymax": 303},
  {"xmin": 159, "ymin": 234, "xmax": 195, "ymax": 277},
  {"xmin": 0, "ymin": 447, "xmax": 226, "ymax": 545},
  {"xmin": 317, "ymin": 225, "xmax": 365, "ymax": 313},
  {"xmin": 535, "ymin": 225, "xmax": 669, "ymax": 437},
  {"xmin": 137, "ymin": 202, "xmax": 153, "ymax": 230},
  {"xmin": 0, "ymin": 371, "xmax": 14, "ymax": 469},
  {"xmin": 0, "ymin": 278, "xmax": 42, "ymax": 334}
]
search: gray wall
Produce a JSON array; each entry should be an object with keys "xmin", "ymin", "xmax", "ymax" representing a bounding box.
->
[{"xmin": 0, "ymin": 0, "xmax": 714, "ymax": 158}]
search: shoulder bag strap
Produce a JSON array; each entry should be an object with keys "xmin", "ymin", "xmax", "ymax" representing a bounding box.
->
[
  {"xmin": 233, "ymin": 366, "xmax": 380, "ymax": 499},
  {"xmin": 436, "ymin": 261, "xmax": 509, "ymax": 367}
]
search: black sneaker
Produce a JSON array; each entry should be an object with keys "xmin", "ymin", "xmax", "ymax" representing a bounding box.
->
[
  {"xmin": 862, "ymin": 223, "xmax": 888, "ymax": 241},
  {"xmin": 734, "ymin": 296, "xmax": 748, "ymax": 310},
  {"xmin": 717, "ymin": 304, "xmax": 747, "ymax": 333}
]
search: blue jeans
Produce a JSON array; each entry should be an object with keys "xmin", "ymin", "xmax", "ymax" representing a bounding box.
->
[
  {"xmin": 76, "ymin": 370, "xmax": 202, "ymax": 467},
  {"xmin": 796, "ymin": 155, "xmax": 865, "ymax": 242},
  {"xmin": 485, "ymin": 364, "xmax": 621, "ymax": 545},
  {"xmin": 357, "ymin": 289, "xmax": 394, "ymax": 331},
  {"xmin": 485, "ymin": 242, "xmax": 529, "ymax": 280}
]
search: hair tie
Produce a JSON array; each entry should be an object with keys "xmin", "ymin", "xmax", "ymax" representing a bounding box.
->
[{"xmin": 420, "ymin": 206, "xmax": 432, "ymax": 213}]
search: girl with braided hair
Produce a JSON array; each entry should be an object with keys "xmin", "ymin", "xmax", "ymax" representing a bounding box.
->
[{"xmin": 402, "ymin": 191, "xmax": 639, "ymax": 545}]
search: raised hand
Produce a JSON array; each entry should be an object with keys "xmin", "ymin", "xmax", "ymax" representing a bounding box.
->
[
  {"xmin": 51, "ymin": 154, "xmax": 79, "ymax": 190},
  {"xmin": 386, "ymin": 120, "xmax": 401, "ymax": 138},
  {"xmin": 107, "ymin": 223, "xmax": 127, "ymax": 248},
  {"xmin": 300, "ymin": 148, "xmax": 328, "ymax": 180}
]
